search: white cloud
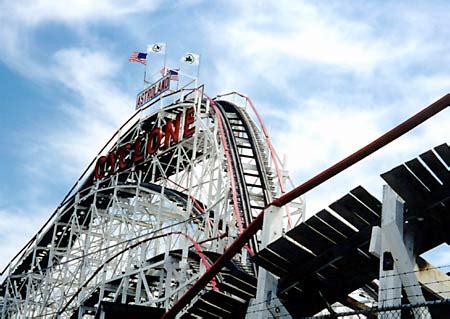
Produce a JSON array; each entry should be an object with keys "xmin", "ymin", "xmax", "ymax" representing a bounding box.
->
[
  {"xmin": 0, "ymin": 0, "xmax": 159, "ymax": 77},
  {"xmin": 204, "ymin": 1, "xmax": 450, "ymax": 106},
  {"xmin": 21, "ymin": 48, "xmax": 136, "ymax": 183},
  {"xmin": 205, "ymin": 1, "xmax": 421, "ymax": 94},
  {"xmin": 51, "ymin": 48, "xmax": 132, "ymax": 121},
  {"xmin": 0, "ymin": 0, "xmax": 159, "ymax": 26},
  {"xmin": 413, "ymin": 75, "xmax": 450, "ymax": 97},
  {"xmin": 274, "ymin": 100, "xmax": 385, "ymax": 175}
]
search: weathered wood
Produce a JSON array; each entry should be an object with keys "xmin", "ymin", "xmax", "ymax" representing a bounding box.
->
[
  {"xmin": 316, "ymin": 209, "xmax": 357, "ymax": 238},
  {"xmin": 421, "ymin": 149, "xmax": 450, "ymax": 185},
  {"xmin": 305, "ymin": 215, "xmax": 348, "ymax": 244},
  {"xmin": 406, "ymin": 158, "xmax": 442, "ymax": 191},
  {"xmin": 350, "ymin": 186, "xmax": 382, "ymax": 216},
  {"xmin": 434, "ymin": 143, "xmax": 450, "ymax": 166},
  {"xmin": 381, "ymin": 164, "xmax": 431, "ymax": 208},
  {"xmin": 330, "ymin": 195, "xmax": 372, "ymax": 230},
  {"xmin": 287, "ymin": 224, "xmax": 335, "ymax": 254},
  {"xmin": 269, "ymin": 235, "xmax": 315, "ymax": 264}
]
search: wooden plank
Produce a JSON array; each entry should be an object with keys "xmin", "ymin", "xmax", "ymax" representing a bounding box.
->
[
  {"xmin": 420, "ymin": 150, "xmax": 450, "ymax": 185},
  {"xmin": 442, "ymin": 197, "xmax": 450, "ymax": 207},
  {"xmin": 253, "ymin": 254, "xmax": 288, "ymax": 277},
  {"xmin": 217, "ymin": 282, "xmax": 254, "ymax": 300},
  {"xmin": 202, "ymin": 291, "xmax": 245, "ymax": 310},
  {"xmin": 424, "ymin": 202, "xmax": 450, "ymax": 247},
  {"xmin": 190, "ymin": 307, "xmax": 222, "ymax": 319},
  {"xmin": 405, "ymin": 158, "xmax": 442, "ymax": 191},
  {"xmin": 358, "ymin": 241, "xmax": 373, "ymax": 254},
  {"xmin": 192, "ymin": 299, "xmax": 230, "ymax": 317},
  {"xmin": 280, "ymin": 227, "xmax": 373, "ymax": 283},
  {"xmin": 220, "ymin": 274, "xmax": 256, "ymax": 298},
  {"xmin": 350, "ymin": 186, "xmax": 381, "ymax": 216},
  {"xmin": 305, "ymin": 215, "xmax": 347, "ymax": 244},
  {"xmin": 318, "ymin": 265, "xmax": 378, "ymax": 306},
  {"xmin": 381, "ymin": 165, "xmax": 431, "ymax": 208},
  {"xmin": 268, "ymin": 236, "xmax": 315, "ymax": 263},
  {"xmin": 286, "ymin": 223, "xmax": 336, "ymax": 254},
  {"xmin": 317, "ymin": 264, "xmax": 340, "ymax": 280},
  {"xmin": 426, "ymin": 200, "xmax": 450, "ymax": 223},
  {"xmin": 329, "ymin": 195, "xmax": 372, "ymax": 230},
  {"xmin": 332, "ymin": 251, "xmax": 374, "ymax": 271},
  {"xmin": 439, "ymin": 200, "xmax": 450, "ymax": 244},
  {"xmin": 435, "ymin": 143, "xmax": 450, "ymax": 166},
  {"xmin": 255, "ymin": 247, "xmax": 291, "ymax": 274},
  {"xmin": 279, "ymin": 286, "xmax": 324, "ymax": 317},
  {"xmin": 316, "ymin": 209, "xmax": 357, "ymax": 238},
  {"xmin": 220, "ymin": 273, "xmax": 256, "ymax": 294},
  {"xmin": 343, "ymin": 193, "xmax": 380, "ymax": 225},
  {"xmin": 256, "ymin": 247, "xmax": 292, "ymax": 270}
]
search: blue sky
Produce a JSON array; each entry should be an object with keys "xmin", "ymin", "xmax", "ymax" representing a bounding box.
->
[{"xmin": 1, "ymin": 1, "xmax": 450, "ymax": 269}]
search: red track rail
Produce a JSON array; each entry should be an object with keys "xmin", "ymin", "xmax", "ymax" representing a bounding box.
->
[
  {"xmin": 216, "ymin": 92, "xmax": 293, "ymax": 227},
  {"xmin": 161, "ymin": 93, "xmax": 450, "ymax": 319}
]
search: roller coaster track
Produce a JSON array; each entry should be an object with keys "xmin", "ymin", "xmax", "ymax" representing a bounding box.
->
[{"xmin": 214, "ymin": 99, "xmax": 276, "ymax": 254}]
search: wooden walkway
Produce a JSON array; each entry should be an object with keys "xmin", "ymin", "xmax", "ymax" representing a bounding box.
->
[{"xmin": 254, "ymin": 143, "xmax": 450, "ymax": 317}]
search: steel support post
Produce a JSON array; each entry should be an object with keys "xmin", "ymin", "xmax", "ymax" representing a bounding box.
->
[
  {"xmin": 377, "ymin": 185, "xmax": 403, "ymax": 318},
  {"xmin": 377, "ymin": 185, "xmax": 430, "ymax": 319},
  {"xmin": 248, "ymin": 205, "xmax": 290, "ymax": 319}
]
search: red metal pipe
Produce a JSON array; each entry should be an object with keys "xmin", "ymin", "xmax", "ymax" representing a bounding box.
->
[{"xmin": 161, "ymin": 93, "xmax": 450, "ymax": 319}]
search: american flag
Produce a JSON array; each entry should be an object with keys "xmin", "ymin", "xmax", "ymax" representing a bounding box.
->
[
  {"xmin": 128, "ymin": 51, "xmax": 147, "ymax": 65},
  {"xmin": 160, "ymin": 67, "xmax": 179, "ymax": 81}
]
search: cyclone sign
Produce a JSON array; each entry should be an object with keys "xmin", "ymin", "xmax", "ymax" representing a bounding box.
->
[{"xmin": 94, "ymin": 107, "xmax": 195, "ymax": 180}]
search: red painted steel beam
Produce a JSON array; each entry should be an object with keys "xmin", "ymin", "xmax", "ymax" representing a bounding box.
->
[{"xmin": 161, "ymin": 93, "xmax": 450, "ymax": 319}]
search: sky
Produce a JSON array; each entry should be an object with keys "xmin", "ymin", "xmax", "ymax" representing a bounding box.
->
[{"xmin": 0, "ymin": 0, "xmax": 449, "ymax": 271}]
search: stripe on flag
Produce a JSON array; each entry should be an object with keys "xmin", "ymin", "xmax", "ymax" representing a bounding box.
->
[
  {"xmin": 128, "ymin": 51, "xmax": 147, "ymax": 65},
  {"xmin": 160, "ymin": 67, "xmax": 179, "ymax": 81}
]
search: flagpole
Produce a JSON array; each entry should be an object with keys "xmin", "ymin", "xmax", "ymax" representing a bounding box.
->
[
  {"xmin": 143, "ymin": 50, "xmax": 148, "ymax": 88},
  {"xmin": 163, "ymin": 44, "xmax": 167, "ymax": 70},
  {"xmin": 143, "ymin": 64, "xmax": 147, "ymax": 88},
  {"xmin": 196, "ymin": 55, "xmax": 201, "ymax": 85}
]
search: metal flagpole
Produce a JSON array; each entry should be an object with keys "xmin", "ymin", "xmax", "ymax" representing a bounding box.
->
[
  {"xmin": 143, "ymin": 51, "xmax": 149, "ymax": 89},
  {"xmin": 160, "ymin": 43, "xmax": 167, "ymax": 110},
  {"xmin": 143, "ymin": 65, "xmax": 147, "ymax": 88},
  {"xmin": 163, "ymin": 43, "xmax": 167, "ymax": 70},
  {"xmin": 196, "ymin": 55, "xmax": 201, "ymax": 82}
]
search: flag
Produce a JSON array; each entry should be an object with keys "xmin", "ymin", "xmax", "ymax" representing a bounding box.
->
[
  {"xmin": 128, "ymin": 51, "xmax": 147, "ymax": 65},
  {"xmin": 148, "ymin": 43, "xmax": 166, "ymax": 54},
  {"xmin": 181, "ymin": 52, "xmax": 200, "ymax": 65},
  {"xmin": 160, "ymin": 67, "xmax": 179, "ymax": 81}
]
